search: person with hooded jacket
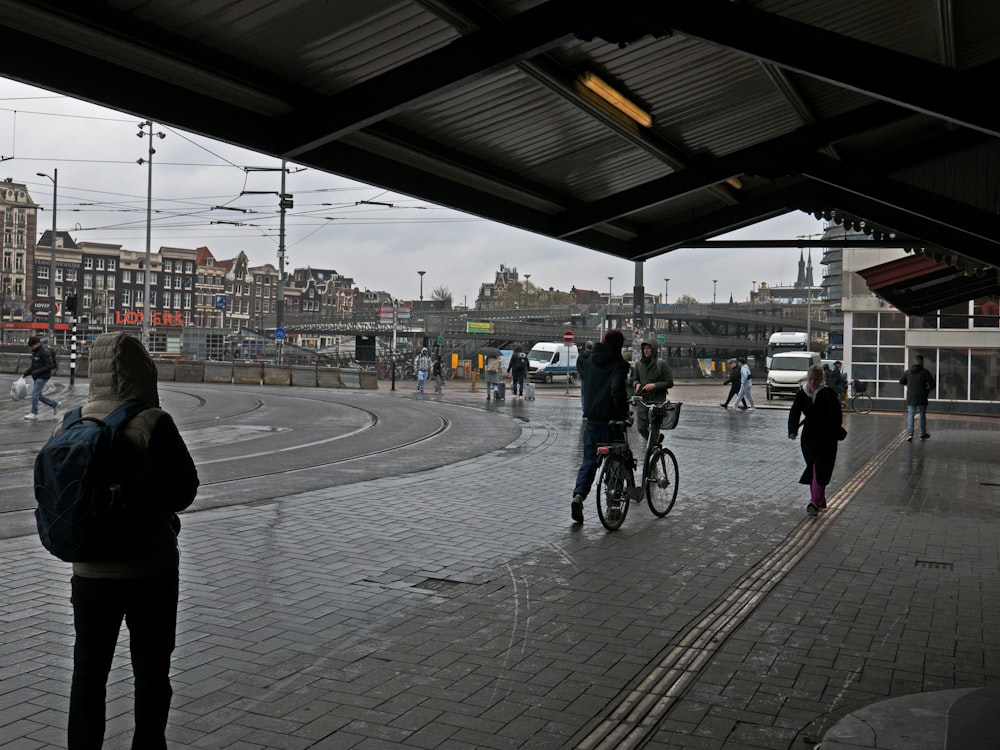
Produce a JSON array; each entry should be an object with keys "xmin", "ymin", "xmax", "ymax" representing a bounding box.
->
[
  {"xmin": 571, "ymin": 330, "xmax": 630, "ymax": 524},
  {"xmin": 899, "ymin": 353, "xmax": 935, "ymax": 440},
  {"xmin": 53, "ymin": 332, "xmax": 199, "ymax": 750},
  {"xmin": 629, "ymin": 341, "xmax": 674, "ymax": 439},
  {"xmin": 415, "ymin": 347, "xmax": 432, "ymax": 392}
]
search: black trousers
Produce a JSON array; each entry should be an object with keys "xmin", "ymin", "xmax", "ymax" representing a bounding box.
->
[{"xmin": 69, "ymin": 570, "xmax": 179, "ymax": 750}]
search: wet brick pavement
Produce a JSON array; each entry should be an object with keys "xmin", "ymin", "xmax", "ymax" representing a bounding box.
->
[{"xmin": 1, "ymin": 381, "xmax": 998, "ymax": 749}]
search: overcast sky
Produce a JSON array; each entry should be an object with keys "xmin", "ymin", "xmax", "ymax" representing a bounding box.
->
[{"xmin": 1, "ymin": 76, "xmax": 827, "ymax": 307}]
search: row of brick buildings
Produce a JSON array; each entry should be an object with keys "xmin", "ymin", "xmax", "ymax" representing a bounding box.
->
[{"xmin": 1, "ymin": 177, "xmax": 387, "ymax": 347}]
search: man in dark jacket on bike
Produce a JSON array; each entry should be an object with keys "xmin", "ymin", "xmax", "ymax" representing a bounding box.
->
[
  {"xmin": 629, "ymin": 341, "xmax": 674, "ymax": 439},
  {"xmin": 571, "ymin": 330, "xmax": 630, "ymax": 524}
]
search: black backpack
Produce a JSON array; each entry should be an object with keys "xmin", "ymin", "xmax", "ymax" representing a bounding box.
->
[
  {"xmin": 46, "ymin": 345, "xmax": 59, "ymax": 373},
  {"xmin": 513, "ymin": 352, "xmax": 528, "ymax": 373},
  {"xmin": 33, "ymin": 401, "xmax": 149, "ymax": 562}
]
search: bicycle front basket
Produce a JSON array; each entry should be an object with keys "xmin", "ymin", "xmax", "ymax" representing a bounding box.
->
[{"xmin": 661, "ymin": 402, "xmax": 682, "ymax": 430}]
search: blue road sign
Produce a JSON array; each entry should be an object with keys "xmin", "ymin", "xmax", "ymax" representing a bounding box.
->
[{"xmin": 275, "ymin": 327, "xmax": 286, "ymax": 341}]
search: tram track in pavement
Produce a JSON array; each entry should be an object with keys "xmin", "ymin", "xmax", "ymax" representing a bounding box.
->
[
  {"xmin": 572, "ymin": 431, "xmax": 908, "ymax": 750},
  {"xmin": 0, "ymin": 384, "xmax": 515, "ymax": 538}
]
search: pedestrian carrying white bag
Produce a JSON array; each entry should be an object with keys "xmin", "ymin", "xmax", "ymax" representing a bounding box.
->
[{"xmin": 11, "ymin": 376, "xmax": 28, "ymax": 400}]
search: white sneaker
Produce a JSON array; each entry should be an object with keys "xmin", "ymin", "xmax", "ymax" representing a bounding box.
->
[{"xmin": 24, "ymin": 412, "xmax": 38, "ymax": 420}]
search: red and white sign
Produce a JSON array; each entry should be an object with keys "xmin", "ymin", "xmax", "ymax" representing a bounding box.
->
[{"xmin": 562, "ymin": 330, "xmax": 575, "ymax": 343}]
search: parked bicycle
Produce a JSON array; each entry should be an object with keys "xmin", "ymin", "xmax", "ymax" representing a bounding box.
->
[
  {"xmin": 849, "ymin": 379, "xmax": 873, "ymax": 414},
  {"xmin": 595, "ymin": 396, "xmax": 681, "ymax": 531}
]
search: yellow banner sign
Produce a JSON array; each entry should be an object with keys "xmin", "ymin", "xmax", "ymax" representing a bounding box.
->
[{"xmin": 466, "ymin": 321, "xmax": 495, "ymax": 334}]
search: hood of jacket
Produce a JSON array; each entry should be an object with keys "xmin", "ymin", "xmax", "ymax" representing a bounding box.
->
[
  {"xmin": 590, "ymin": 342, "xmax": 623, "ymax": 366},
  {"xmin": 640, "ymin": 341, "xmax": 658, "ymax": 361},
  {"xmin": 908, "ymin": 363, "xmax": 925, "ymax": 375},
  {"xmin": 86, "ymin": 332, "xmax": 160, "ymax": 412}
]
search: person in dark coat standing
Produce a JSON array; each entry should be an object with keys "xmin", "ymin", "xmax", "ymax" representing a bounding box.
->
[
  {"xmin": 788, "ymin": 364, "xmax": 843, "ymax": 517},
  {"xmin": 571, "ymin": 330, "xmax": 630, "ymax": 524},
  {"xmin": 899, "ymin": 353, "xmax": 935, "ymax": 441},
  {"xmin": 576, "ymin": 340, "xmax": 594, "ymax": 415},
  {"xmin": 58, "ymin": 332, "xmax": 199, "ymax": 750}
]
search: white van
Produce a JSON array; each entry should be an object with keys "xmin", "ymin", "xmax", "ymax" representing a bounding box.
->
[
  {"xmin": 766, "ymin": 331, "xmax": 809, "ymax": 370},
  {"xmin": 766, "ymin": 351, "xmax": 821, "ymax": 400},
  {"xmin": 528, "ymin": 342, "xmax": 579, "ymax": 383}
]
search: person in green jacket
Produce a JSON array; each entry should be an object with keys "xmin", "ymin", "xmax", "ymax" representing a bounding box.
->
[{"xmin": 629, "ymin": 341, "xmax": 674, "ymax": 439}]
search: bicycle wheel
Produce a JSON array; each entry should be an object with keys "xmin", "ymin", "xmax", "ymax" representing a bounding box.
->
[
  {"xmin": 853, "ymin": 394, "xmax": 873, "ymax": 415},
  {"xmin": 645, "ymin": 447, "xmax": 679, "ymax": 517},
  {"xmin": 596, "ymin": 454, "xmax": 633, "ymax": 531}
]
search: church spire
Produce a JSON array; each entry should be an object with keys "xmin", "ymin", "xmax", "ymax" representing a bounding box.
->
[{"xmin": 795, "ymin": 250, "xmax": 806, "ymax": 287}]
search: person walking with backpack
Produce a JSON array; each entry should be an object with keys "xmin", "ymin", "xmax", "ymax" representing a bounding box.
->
[
  {"xmin": 629, "ymin": 341, "xmax": 674, "ymax": 440},
  {"xmin": 415, "ymin": 347, "xmax": 432, "ymax": 392},
  {"xmin": 51, "ymin": 332, "xmax": 199, "ymax": 750},
  {"xmin": 23, "ymin": 335, "xmax": 59, "ymax": 420},
  {"xmin": 507, "ymin": 345, "xmax": 528, "ymax": 397}
]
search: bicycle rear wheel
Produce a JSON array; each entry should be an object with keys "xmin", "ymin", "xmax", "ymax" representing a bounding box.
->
[
  {"xmin": 853, "ymin": 393, "xmax": 873, "ymax": 414},
  {"xmin": 645, "ymin": 447, "xmax": 679, "ymax": 517},
  {"xmin": 597, "ymin": 454, "xmax": 633, "ymax": 531}
]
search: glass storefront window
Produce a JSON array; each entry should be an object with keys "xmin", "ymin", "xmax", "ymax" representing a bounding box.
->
[
  {"xmin": 854, "ymin": 312, "xmax": 879, "ymax": 328},
  {"xmin": 973, "ymin": 298, "xmax": 1000, "ymax": 329},
  {"xmin": 970, "ymin": 349, "xmax": 1000, "ymax": 401},
  {"xmin": 940, "ymin": 302, "xmax": 970, "ymax": 329},
  {"xmin": 880, "ymin": 329, "xmax": 905, "ymax": 346},
  {"xmin": 937, "ymin": 348, "xmax": 969, "ymax": 400},
  {"xmin": 880, "ymin": 312, "xmax": 906, "ymax": 328},
  {"xmin": 853, "ymin": 329, "xmax": 879, "ymax": 346}
]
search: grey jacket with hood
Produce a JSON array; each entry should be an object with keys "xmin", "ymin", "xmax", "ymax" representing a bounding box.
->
[{"xmin": 55, "ymin": 332, "xmax": 199, "ymax": 578}]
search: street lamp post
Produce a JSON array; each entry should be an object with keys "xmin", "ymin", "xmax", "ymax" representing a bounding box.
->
[
  {"xmin": 418, "ymin": 270, "xmax": 425, "ymax": 307},
  {"xmin": 138, "ymin": 121, "xmax": 165, "ymax": 350},
  {"xmin": 713, "ymin": 279, "xmax": 718, "ymax": 305},
  {"xmin": 37, "ymin": 170, "xmax": 57, "ymax": 342},
  {"xmin": 664, "ymin": 278, "xmax": 669, "ymax": 306},
  {"xmin": 607, "ymin": 276, "xmax": 614, "ymax": 331},
  {"xmin": 523, "ymin": 274, "xmax": 531, "ymax": 308}
]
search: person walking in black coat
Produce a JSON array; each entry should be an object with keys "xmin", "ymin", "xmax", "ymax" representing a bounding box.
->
[
  {"xmin": 788, "ymin": 364, "xmax": 843, "ymax": 517},
  {"xmin": 899, "ymin": 353, "xmax": 935, "ymax": 441},
  {"xmin": 571, "ymin": 330, "xmax": 630, "ymax": 524}
]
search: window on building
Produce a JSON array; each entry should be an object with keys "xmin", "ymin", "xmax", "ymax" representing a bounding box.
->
[
  {"xmin": 106, "ymin": 275, "xmax": 115, "ymax": 290},
  {"xmin": 937, "ymin": 348, "xmax": 970, "ymax": 401},
  {"xmin": 38, "ymin": 266, "xmax": 50, "ymax": 279},
  {"xmin": 37, "ymin": 284, "xmax": 49, "ymax": 298},
  {"xmin": 83, "ymin": 257, "xmax": 93, "ymax": 269},
  {"xmin": 107, "ymin": 259, "xmax": 116, "ymax": 271},
  {"xmin": 122, "ymin": 270, "xmax": 131, "ymax": 284},
  {"xmin": 970, "ymin": 349, "xmax": 1000, "ymax": 401},
  {"xmin": 184, "ymin": 261, "xmax": 193, "ymax": 273},
  {"xmin": 96, "ymin": 258, "xmax": 105, "ymax": 270},
  {"xmin": 122, "ymin": 289, "xmax": 132, "ymax": 307},
  {"xmin": 164, "ymin": 260, "xmax": 173, "ymax": 273},
  {"xmin": 55, "ymin": 268, "xmax": 64, "ymax": 282},
  {"xmin": 83, "ymin": 273, "xmax": 93, "ymax": 289},
  {"xmin": 66, "ymin": 269, "xmax": 77, "ymax": 281}
]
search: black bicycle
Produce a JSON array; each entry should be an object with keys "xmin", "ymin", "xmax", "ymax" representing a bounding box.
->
[
  {"xmin": 850, "ymin": 379, "xmax": 873, "ymax": 414},
  {"xmin": 595, "ymin": 396, "xmax": 681, "ymax": 531}
]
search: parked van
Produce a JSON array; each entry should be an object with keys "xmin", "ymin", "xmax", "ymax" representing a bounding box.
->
[
  {"xmin": 766, "ymin": 351, "xmax": 821, "ymax": 400},
  {"xmin": 528, "ymin": 342, "xmax": 579, "ymax": 383},
  {"xmin": 765, "ymin": 331, "xmax": 809, "ymax": 370}
]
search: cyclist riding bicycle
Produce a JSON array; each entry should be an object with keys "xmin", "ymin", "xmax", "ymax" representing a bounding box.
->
[
  {"xmin": 629, "ymin": 341, "xmax": 674, "ymax": 440},
  {"xmin": 571, "ymin": 329, "xmax": 630, "ymax": 525}
]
